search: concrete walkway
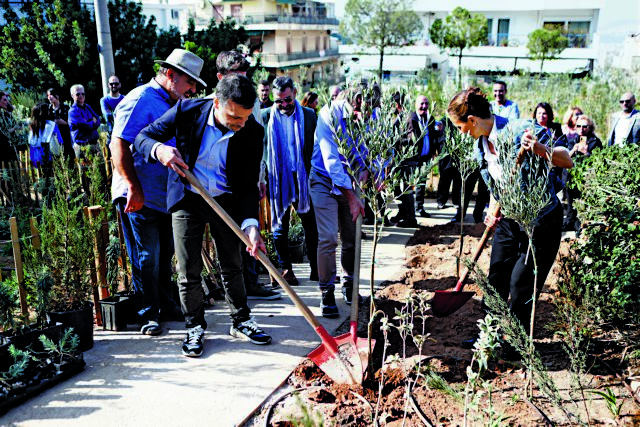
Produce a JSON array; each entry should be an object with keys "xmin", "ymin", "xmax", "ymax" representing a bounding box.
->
[{"xmin": 1, "ymin": 201, "xmax": 459, "ymax": 427}]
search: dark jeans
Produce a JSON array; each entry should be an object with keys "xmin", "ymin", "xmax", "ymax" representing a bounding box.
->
[
  {"xmin": 462, "ymin": 169, "xmax": 490, "ymax": 222},
  {"xmin": 272, "ymin": 203, "xmax": 318, "ymax": 273},
  {"xmin": 563, "ymin": 186, "xmax": 581, "ymax": 231},
  {"xmin": 242, "ymin": 250, "xmax": 259, "ymax": 287},
  {"xmin": 437, "ymin": 166, "xmax": 461, "ymax": 207},
  {"xmin": 172, "ymin": 191, "xmax": 250, "ymax": 329},
  {"xmin": 394, "ymin": 161, "xmax": 418, "ymax": 220},
  {"xmin": 128, "ymin": 205, "xmax": 177, "ymax": 322},
  {"xmin": 488, "ymin": 203, "xmax": 563, "ymax": 328}
]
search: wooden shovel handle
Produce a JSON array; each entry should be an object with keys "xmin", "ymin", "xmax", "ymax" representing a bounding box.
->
[
  {"xmin": 180, "ymin": 167, "xmax": 323, "ymax": 330},
  {"xmin": 454, "ymin": 204, "xmax": 501, "ymax": 292}
]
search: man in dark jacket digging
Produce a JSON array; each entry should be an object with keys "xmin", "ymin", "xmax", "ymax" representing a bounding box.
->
[{"xmin": 135, "ymin": 74, "xmax": 272, "ymax": 358}]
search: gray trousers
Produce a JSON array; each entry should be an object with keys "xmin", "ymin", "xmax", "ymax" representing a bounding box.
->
[
  {"xmin": 172, "ymin": 191, "xmax": 250, "ymax": 329},
  {"xmin": 309, "ymin": 170, "xmax": 356, "ymax": 290}
]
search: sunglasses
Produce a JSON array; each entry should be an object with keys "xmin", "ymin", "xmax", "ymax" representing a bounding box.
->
[
  {"xmin": 75, "ymin": 93, "xmax": 85, "ymax": 96},
  {"xmin": 575, "ymin": 124, "xmax": 589, "ymax": 128},
  {"xmin": 274, "ymin": 97, "xmax": 293, "ymax": 105},
  {"xmin": 619, "ymin": 99, "xmax": 633, "ymax": 104},
  {"xmin": 109, "ymin": 82, "xmax": 120, "ymax": 86}
]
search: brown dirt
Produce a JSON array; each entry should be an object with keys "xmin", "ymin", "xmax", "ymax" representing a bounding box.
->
[{"xmin": 263, "ymin": 223, "xmax": 640, "ymax": 426}]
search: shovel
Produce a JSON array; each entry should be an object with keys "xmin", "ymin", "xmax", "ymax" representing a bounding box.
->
[
  {"xmin": 180, "ymin": 167, "xmax": 363, "ymax": 385},
  {"xmin": 320, "ymin": 215, "xmax": 374, "ymax": 373},
  {"xmin": 432, "ymin": 146, "xmax": 527, "ymax": 317},
  {"xmin": 431, "ymin": 204, "xmax": 501, "ymax": 317}
]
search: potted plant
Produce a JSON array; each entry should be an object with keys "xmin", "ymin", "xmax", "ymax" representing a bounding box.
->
[
  {"xmin": 288, "ymin": 211, "xmax": 305, "ymax": 264},
  {"xmin": 99, "ymin": 221, "xmax": 133, "ymax": 331},
  {"xmin": 23, "ymin": 154, "xmax": 97, "ymax": 352},
  {"xmin": 0, "ymin": 273, "xmax": 62, "ymax": 370}
]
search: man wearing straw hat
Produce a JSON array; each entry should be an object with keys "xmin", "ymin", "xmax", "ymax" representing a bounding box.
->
[{"xmin": 110, "ymin": 49, "xmax": 203, "ymax": 338}]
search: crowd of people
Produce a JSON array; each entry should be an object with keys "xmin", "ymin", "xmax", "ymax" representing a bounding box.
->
[{"xmin": 2, "ymin": 49, "xmax": 638, "ymax": 359}]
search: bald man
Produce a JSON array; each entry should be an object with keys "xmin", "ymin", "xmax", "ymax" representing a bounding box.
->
[{"xmin": 608, "ymin": 92, "xmax": 640, "ymax": 146}]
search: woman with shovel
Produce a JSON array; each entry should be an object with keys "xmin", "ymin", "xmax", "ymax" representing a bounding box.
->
[{"xmin": 446, "ymin": 87, "xmax": 573, "ymax": 360}]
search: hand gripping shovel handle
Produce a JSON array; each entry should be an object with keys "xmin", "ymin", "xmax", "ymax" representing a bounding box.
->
[{"xmin": 179, "ymin": 167, "xmax": 327, "ymax": 336}]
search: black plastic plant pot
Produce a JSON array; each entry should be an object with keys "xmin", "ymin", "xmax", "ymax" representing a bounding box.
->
[{"xmin": 48, "ymin": 303, "xmax": 94, "ymax": 352}]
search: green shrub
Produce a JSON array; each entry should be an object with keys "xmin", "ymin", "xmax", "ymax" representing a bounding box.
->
[{"xmin": 557, "ymin": 145, "xmax": 640, "ymax": 326}]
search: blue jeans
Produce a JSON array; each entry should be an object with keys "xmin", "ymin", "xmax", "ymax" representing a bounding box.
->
[
  {"xmin": 128, "ymin": 205, "xmax": 176, "ymax": 322},
  {"xmin": 172, "ymin": 191, "xmax": 251, "ymax": 329},
  {"xmin": 272, "ymin": 203, "xmax": 318, "ymax": 274},
  {"xmin": 115, "ymin": 199, "xmax": 142, "ymax": 297}
]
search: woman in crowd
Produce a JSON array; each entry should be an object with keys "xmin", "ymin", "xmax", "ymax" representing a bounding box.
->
[
  {"xmin": 46, "ymin": 87, "xmax": 75, "ymax": 160},
  {"xmin": 561, "ymin": 105, "xmax": 583, "ymax": 138},
  {"xmin": 533, "ymin": 102, "xmax": 563, "ymax": 140},
  {"xmin": 301, "ymin": 91, "xmax": 319, "ymax": 113},
  {"xmin": 28, "ymin": 103, "xmax": 64, "ymax": 168},
  {"xmin": 562, "ymin": 114, "xmax": 603, "ymax": 232},
  {"xmin": 447, "ymin": 88, "xmax": 573, "ymax": 359}
]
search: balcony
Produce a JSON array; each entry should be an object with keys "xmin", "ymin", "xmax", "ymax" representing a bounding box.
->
[
  {"xmin": 478, "ymin": 32, "xmax": 594, "ymax": 48},
  {"xmin": 242, "ymin": 13, "xmax": 339, "ymax": 27},
  {"xmin": 260, "ymin": 47, "xmax": 339, "ymax": 67}
]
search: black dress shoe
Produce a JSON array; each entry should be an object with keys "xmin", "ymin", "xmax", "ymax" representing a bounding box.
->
[
  {"xmin": 437, "ymin": 203, "xmax": 446, "ymax": 209},
  {"xmin": 389, "ymin": 214, "xmax": 403, "ymax": 223},
  {"xmin": 450, "ymin": 213, "xmax": 462, "ymax": 223},
  {"xmin": 397, "ymin": 218, "xmax": 418, "ymax": 228},
  {"xmin": 416, "ymin": 208, "xmax": 431, "ymax": 218}
]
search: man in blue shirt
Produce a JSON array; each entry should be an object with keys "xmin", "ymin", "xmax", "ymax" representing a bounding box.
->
[
  {"xmin": 68, "ymin": 84, "xmax": 101, "ymax": 160},
  {"xmin": 135, "ymin": 74, "xmax": 272, "ymax": 358},
  {"xmin": 100, "ymin": 75, "xmax": 125, "ymax": 138},
  {"xmin": 309, "ymin": 80, "xmax": 372, "ymax": 318},
  {"xmin": 109, "ymin": 49, "xmax": 202, "ymax": 337},
  {"xmin": 490, "ymin": 81, "xmax": 520, "ymax": 121}
]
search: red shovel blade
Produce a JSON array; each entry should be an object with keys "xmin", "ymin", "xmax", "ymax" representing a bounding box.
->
[
  {"xmin": 431, "ymin": 280, "xmax": 475, "ymax": 318},
  {"xmin": 309, "ymin": 330, "xmax": 363, "ymax": 384}
]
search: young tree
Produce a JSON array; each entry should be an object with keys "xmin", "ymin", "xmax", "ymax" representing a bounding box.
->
[
  {"xmin": 0, "ymin": 0, "xmax": 97, "ymax": 92},
  {"xmin": 341, "ymin": 0, "xmax": 423, "ymax": 81},
  {"xmin": 429, "ymin": 6, "xmax": 488, "ymax": 88},
  {"xmin": 108, "ymin": 0, "xmax": 159, "ymax": 90},
  {"xmin": 527, "ymin": 28, "xmax": 568, "ymax": 75}
]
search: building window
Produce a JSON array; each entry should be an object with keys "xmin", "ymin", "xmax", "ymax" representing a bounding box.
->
[
  {"xmin": 171, "ymin": 9, "xmax": 179, "ymax": 20},
  {"xmin": 230, "ymin": 4, "xmax": 242, "ymax": 20},
  {"xmin": 543, "ymin": 20, "xmax": 591, "ymax": 48},
  {"xmin": 486, "ymin": 18, "xmax": 493, "ymax": 45},
  {"xmin": 567, "ymin": 21, "xmax": 590, "ymax": 47},
  {"xmin": 315, "ymin": 36, "xmax": 320, "ymax": 51},
  {"xmin": 302, "ymin": 36, "xmax": 307, "ymax": 53},
  {"xmin": 497, "ymin": 19, "xmax": 510, "ymax": 46}
]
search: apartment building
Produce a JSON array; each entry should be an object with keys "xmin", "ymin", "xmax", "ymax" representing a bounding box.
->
[
  {"xmin": 209, "ymin": 0, "xmax": 341, "ymax": 84},
  {"xmin": 341, "ymin": 0, "xmax": 640, "ymax": 80}
]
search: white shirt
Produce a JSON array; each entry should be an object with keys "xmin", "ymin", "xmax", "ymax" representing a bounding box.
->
[
  {"xmin": 482, "ymin": 121, "xmax": 503, "ymax": 181},
  {"xmin": 614, "ymin": 113, "xmax": 635, "ymax": 146}
]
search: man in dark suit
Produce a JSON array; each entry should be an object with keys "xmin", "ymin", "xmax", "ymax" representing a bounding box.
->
[
  {"xmin": 135, "ymin": 74, "xmax": 272, "ymax": 358},
  {"xmin": 261, "ymin": 76, "xmax": 319, "ymax": 286},
  {"xmin": 406, "ymin": 95, "xmax": 441, "ymax": 220}
]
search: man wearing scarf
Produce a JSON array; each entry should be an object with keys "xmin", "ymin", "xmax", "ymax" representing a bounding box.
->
[{"xmin": 262, "ymin": 77, "xmax": 319, "ymax": 287}]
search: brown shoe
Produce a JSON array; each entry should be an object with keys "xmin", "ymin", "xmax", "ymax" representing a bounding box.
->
[{"xmin": 282, "ymin": 269, "xmax": 299, "ymax": 286}]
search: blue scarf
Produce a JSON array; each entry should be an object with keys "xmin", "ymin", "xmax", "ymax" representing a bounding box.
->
[{"xmin": 266, "ymin": 100, "xmax": 309, "ymax": 230}]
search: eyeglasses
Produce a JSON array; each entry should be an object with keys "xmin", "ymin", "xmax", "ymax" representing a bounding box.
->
[
  {"xmin": 274, "ymin": 97, "xmax": 293, "ymax": 105},
  {"xmin": 619, "ymin": 99, "xmax": 633, "ymax": 104}
]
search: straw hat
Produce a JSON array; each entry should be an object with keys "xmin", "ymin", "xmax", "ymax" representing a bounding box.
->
[{"xmin": 155, "ymin": 49, "xmax": 206, "ymax": 87}]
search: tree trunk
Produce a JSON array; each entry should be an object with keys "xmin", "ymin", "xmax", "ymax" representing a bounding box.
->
[
  {"xmin": 540, "ymin": 58, "xmax": 544, "ymax": 76},
  {"xmin": 458, "ymin": 50, "xmax": 463, "ymax": 89}
]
